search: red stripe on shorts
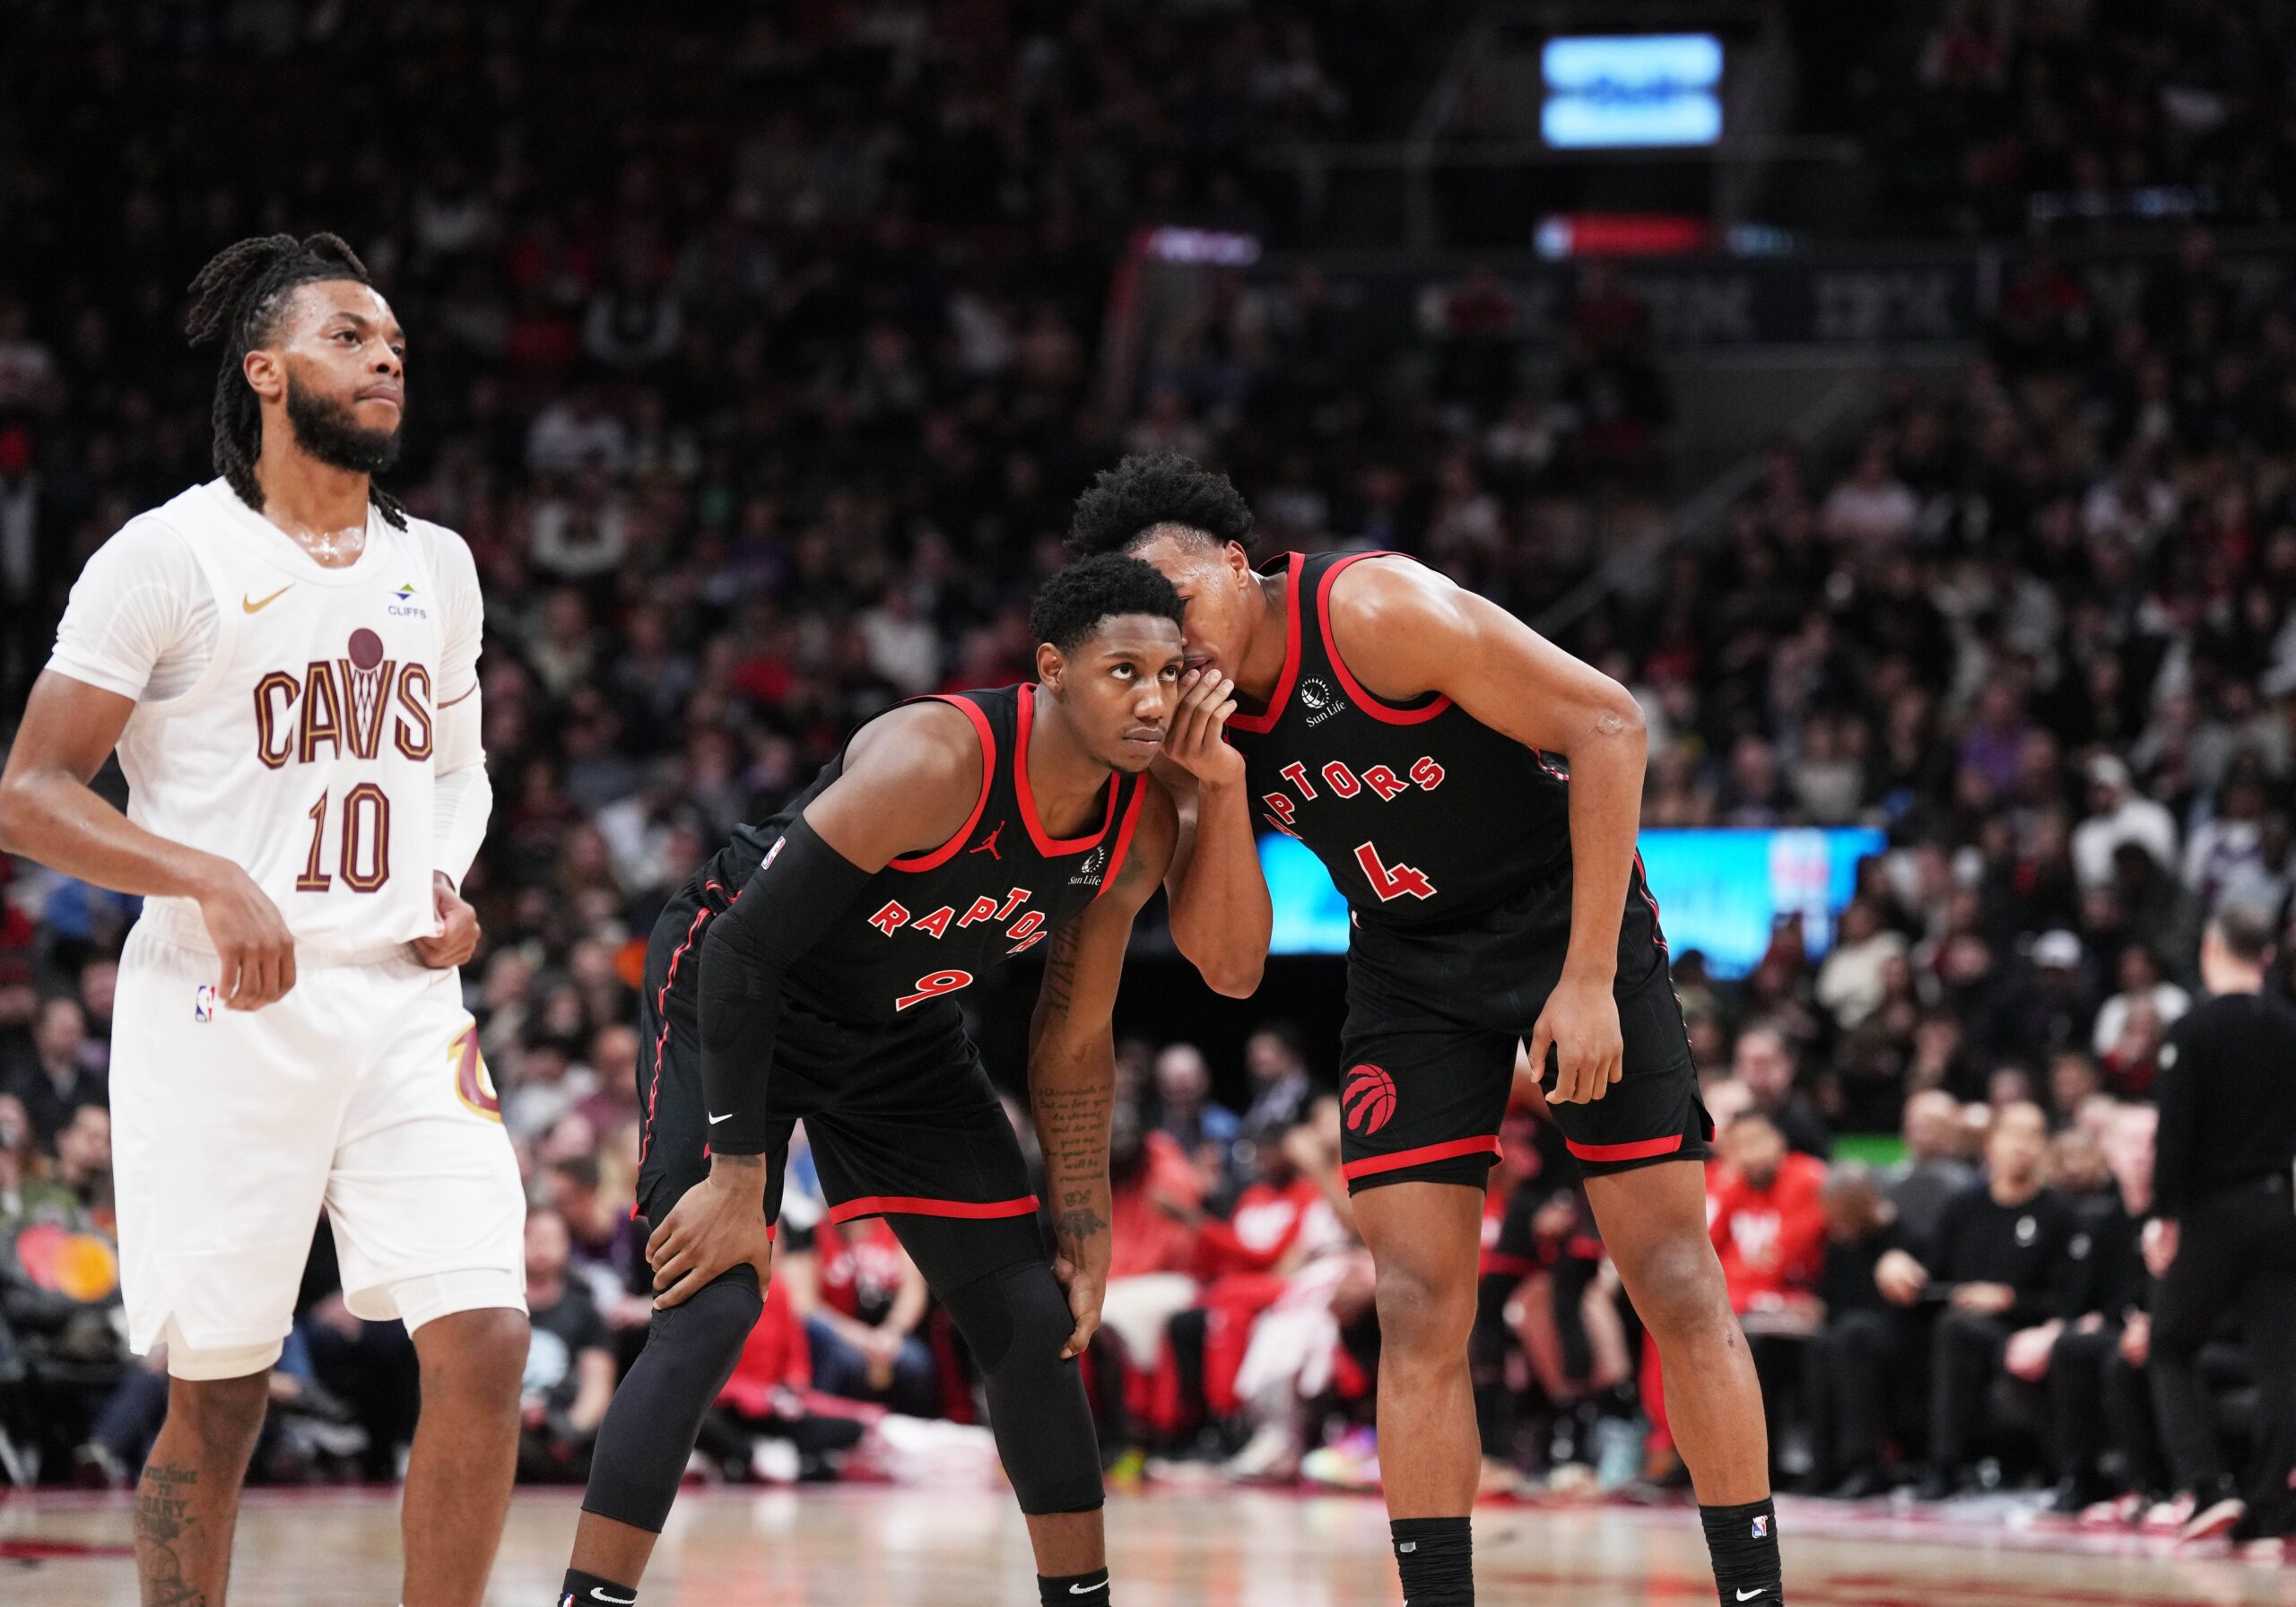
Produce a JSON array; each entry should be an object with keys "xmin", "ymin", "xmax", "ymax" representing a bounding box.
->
[
  {"xmin": 1564, "ymin": 1133, "xmax": 1684, "ymax": 1163},
  {"xmin": 827, "ymin": 1194, "xmax": 1040, "ymax": 1224},
  {"xmin": 1339, "ymin": 1134, "xmax": 1502, "ymax": 1181}
]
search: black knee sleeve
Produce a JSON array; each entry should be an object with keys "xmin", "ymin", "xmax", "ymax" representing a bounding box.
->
[
  {"xmin": 941, "ymin": 1259, "xmax": 1103, "ymax": 1515},
  {"xmin": 582, "ymin": 1266, "xmax": 761, "ymax": 1533}
]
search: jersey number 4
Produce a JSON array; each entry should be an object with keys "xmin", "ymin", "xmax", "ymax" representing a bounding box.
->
[{"xmin": 1353, "ymin": 840, "xmax": 1436, "ymax": 902}]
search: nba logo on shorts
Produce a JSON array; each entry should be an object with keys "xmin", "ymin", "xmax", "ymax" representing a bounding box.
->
[
  {"xmin": 1750, "ymin": 1515, "xmax": 1769, "ymax": 1540},
  {"xmin": 193, "ymin": 984, "xmax": 217, "ymax": 1023}
]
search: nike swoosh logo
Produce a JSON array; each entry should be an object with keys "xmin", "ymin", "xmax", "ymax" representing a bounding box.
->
[
  {"xmin": 1068, "ymin": 1585, "xmax": 1107, "ymax": 1596},
  {"xmin": 1737, "ymin": 1590, "xmax": 1768, "ymax": 1602},
  {"xmin": 709, "ymin": 1112, "xmax": 733, "ymax": 1125},
  {"xmin": 590, "ymin": 1591, "xmax": 637, "ymax": 1605},
  {"xmin": 242, "ymin": 585, "xmax": 292, "ymax": 613}
]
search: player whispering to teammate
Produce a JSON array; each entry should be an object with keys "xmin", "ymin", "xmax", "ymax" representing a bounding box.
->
[
  {"xmin": 0, "ymin": 235, "xmax": 527, "ymax": 1607},
  {"xmin": 1071, "ymin": 455, "xmax": 1785, "ymax": 1607},
  {"xmin": 558, "ymin": 556, "xmax": 1268, "ymax": 1607}
]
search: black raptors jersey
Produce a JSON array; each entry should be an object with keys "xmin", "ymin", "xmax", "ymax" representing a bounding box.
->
[
  {"xmin": 715, "ymin": 683, "xmax": 1149, "ymax": 1026},
  {"xmin": 1228, "ymin": 552, "xmax": 1571, "ymax": 929}
]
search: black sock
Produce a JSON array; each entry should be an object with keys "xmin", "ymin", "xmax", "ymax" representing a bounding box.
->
[
  {"xmin": 1391, "ymin": 1516, "xmax": 1473, "ymax": 1606},
  {"xmin": 1039, "ymin": 1567, "xmax": 1109, "ymax": 1604},
  {"xmin": 560, "ymin": 1568, "xmax": 639, "ymax": 1607},
  {"xmin": 1699, "ymin": 1498, "xmax": 1783, "ymax": 1606}
]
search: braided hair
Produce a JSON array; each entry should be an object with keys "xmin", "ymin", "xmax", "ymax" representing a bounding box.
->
[{"xmin": 183, "ymin": 232, "xmax": 407, "ymax": 530}]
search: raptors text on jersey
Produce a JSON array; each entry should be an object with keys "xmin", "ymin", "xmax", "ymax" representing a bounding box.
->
[
  {"xmin": 717, "ymin": 683, "xmax": 1149, "ymax": 1023},
  {"xmin": 1225, "ymin": 552, "xmax": 1573, "ymax": 925}
]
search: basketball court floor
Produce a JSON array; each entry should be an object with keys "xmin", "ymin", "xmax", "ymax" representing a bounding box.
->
[{"xmin": 4, "ymin": 1486, "xmax": 2288, "ymax": 1604}]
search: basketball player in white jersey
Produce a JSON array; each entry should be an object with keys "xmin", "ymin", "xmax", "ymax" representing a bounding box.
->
[{"xmin": 0, "ymin": 234, "xmax": 527, "ymax": 1607}]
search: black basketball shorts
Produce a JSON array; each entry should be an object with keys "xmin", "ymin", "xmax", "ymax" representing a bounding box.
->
[
  {"xmin": 631, "ymin": 871, "xmax": 1044, "ymax": 1274},
  {"xmin": 1336, "ymin": 854, "xmax": 1712, "ymax": 1194}
]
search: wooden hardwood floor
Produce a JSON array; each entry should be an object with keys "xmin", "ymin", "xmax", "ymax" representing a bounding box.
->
[{"xmin": 2, "ymin": 1484, "xmax": 2286, "ymax": 1604}]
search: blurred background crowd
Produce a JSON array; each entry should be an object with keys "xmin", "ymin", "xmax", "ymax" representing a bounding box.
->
[{"xmin": 3, "ymin": 0, "xmax": 2295, "ymax": 1526}]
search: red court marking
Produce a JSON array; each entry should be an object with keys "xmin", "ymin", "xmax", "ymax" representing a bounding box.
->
[{"xmin": 0, "ymin": 1538, "xmax": 137, "ymax": 1559}]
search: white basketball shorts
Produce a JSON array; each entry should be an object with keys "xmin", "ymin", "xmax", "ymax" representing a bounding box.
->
[{"xmin": 111, "ymin": 919, "xmax": 526, "ymax": 1377}]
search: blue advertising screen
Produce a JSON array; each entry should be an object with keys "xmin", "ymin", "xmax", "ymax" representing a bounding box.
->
[
  {"xmin": 1541, "ymin": 33, "xmax": 1724, "ymax": 150},
  {"xmin": 1261, "ymin": 827, "xmax": 1884, "ymax": 976}
]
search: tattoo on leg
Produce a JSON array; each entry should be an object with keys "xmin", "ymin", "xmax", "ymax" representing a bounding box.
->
[{"xmin": 137, "ymin": 1464, "xmax": 207, "ymax": 1607}]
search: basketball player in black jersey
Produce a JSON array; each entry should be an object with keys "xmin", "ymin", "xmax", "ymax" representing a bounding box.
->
[
  {"xmin": 556, "ymin": 556, "xmax": 1269, "ymax": 1607},
  {"xmin": 1074, "ymin": 456, "xmax": 1783, "ymax": 1607}
]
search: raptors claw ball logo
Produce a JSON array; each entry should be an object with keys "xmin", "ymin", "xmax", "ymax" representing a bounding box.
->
[{"xmin": 1343, "ymin": 1064, "xmax": 1397, "ymax": 1134}]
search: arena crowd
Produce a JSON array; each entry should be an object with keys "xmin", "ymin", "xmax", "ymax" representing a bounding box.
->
[{"xmin": 2, "ymin": 0, "xmax": 2293, "ymax": 1541}]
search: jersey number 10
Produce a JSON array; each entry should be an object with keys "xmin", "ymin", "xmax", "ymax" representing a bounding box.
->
[{"xmin": 297, "ymin": 785, "xmax": 393, "ymax": 893}]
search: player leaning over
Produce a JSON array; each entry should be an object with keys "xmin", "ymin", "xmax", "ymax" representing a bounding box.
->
[
  {"xmin": 0, "ymin": 235, "xmax": 526, "ymax": 1607},
  {"xmin": 557, "ymin": 557, "xmax": 1269, "ymax": 1607},
  {"xmin": 1077, "ymin": 454, "xmax": 1784, "ymax": 1607}
]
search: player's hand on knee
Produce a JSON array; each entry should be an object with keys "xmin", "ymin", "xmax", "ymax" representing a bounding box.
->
[
  {"xmin": 1050, "ymin": 1252, "xmax": 1107, "ymax": 1359},
  {"xmin": 413, "ymin": 872, "xmax": 481, "ymax": 969},
  {"xmin": 647, "ymin": 1154, "xmax": 774, "ymax": 1309},
  {"xmin": 196, "ymin": 856, "xmax": 298, "ymax": 1009}
]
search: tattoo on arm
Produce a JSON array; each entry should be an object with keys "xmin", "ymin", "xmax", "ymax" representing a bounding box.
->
[
  {"xmin": 1055, "ymin": 1206, "xmax": 1109, "ymax": 1242},
  {"xmin": 1036, "ymin": 920, "xmax": 1083, "ymax": 1020},
  {"xmin": 1034, "ymin": 1081, "xmax": 1111, "ymax": 1184}
]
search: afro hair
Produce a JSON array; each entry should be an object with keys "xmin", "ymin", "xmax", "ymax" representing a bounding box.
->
[{"xmin": 1066, "ymin": 451, "xmax": 1254, "ymax": 557}]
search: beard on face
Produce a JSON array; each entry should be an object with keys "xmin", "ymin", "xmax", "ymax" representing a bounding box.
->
[{"xmin": 284, "ymin": 365, "xmax": 403, "ymax": 475}]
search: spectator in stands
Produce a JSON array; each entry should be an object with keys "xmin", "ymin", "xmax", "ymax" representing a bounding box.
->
[
  {"xmin": 1709, "ymin": 1116, "xmax": 1830, "ymax": 1319},
  {"xmin": 778, "ymin": 1209, "xmax": 936, "ymax": 1420},
  {"xmin": 1733, "ymin": 1023, "xmax": 1832, "ymax": 1159},
  {"xmin": 517, "ymin": 1208, "xmax": 616, "ymax": 1481},
  {"xmin": 2036, "ymin": 1102, "xmax": 2155, "ymax": 1515},
  {"xmin": 2090, "ymin": 942, "xmax": 2188, "ymax": 1061},
  {"xmin": 1894, "ymin": 1102, "xmax": 2081, "ymax": 1500},
  {"xmin": 73, "ymin": 957, "xmax": 114, "ymax": 1077},
  {"xmin": 1239, "ymin": 1023, "xmax": 1314, "ymax": 1143},
  {"xmin": 2073, "ymin": 757, "xmax": 2177, "ymax": 891},
  {"xmin": 1154, "ymin": 1116, "xmax": 1335, "ymax": 1453},
  {"xmin": 1815, "ymin": 899, "xmax": 1909, "ymax": 1032},
  {"xmin": 1805, "ymin": 1161, "xmax": 1914, "ymax": 1498},
  {"xmin": 4, "ymin": 996, "xmax": 102, "ymax": 1151},
  {"xmin": 2045, "ymin": 1052, "xmax": 2105, "ymax": 1128},
  {"xmin": 1709, "ymin": 1115, "xmax": 1830, "ymax": 1472},
  {"xmin": 1152, "ymin": 1041, "xmax": 1241, "ymax": 1196},
  {"xmin": 49, "ymin": 1103, "xmax": 110, "ymax": 1220},
  {"xmin": 1820, "ymin": 438, "xmax": 1918, "ymax": 552},
  {"xmin": 2006, "ymin": 930, "xmax": 2099, "ymax": 1063}
]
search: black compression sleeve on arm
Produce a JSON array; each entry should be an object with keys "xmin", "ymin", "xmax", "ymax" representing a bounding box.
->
[{"xmin": 697, "ymin": 815, "xmax": 874, "ymax": 1153}]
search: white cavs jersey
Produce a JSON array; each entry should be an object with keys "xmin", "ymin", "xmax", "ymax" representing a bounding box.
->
[
  {"xmin": 51, "ymin": 478, "xmax": 473, "ymax": 955},
  {"xmin": 49, "ymin": 478, "xmax": 524, "ymax": 1370}
]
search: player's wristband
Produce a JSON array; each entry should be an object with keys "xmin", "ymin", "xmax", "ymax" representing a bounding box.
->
[{"xmin": 696, "ymin": 816, "xmax": 872, "ymax": 1154}]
